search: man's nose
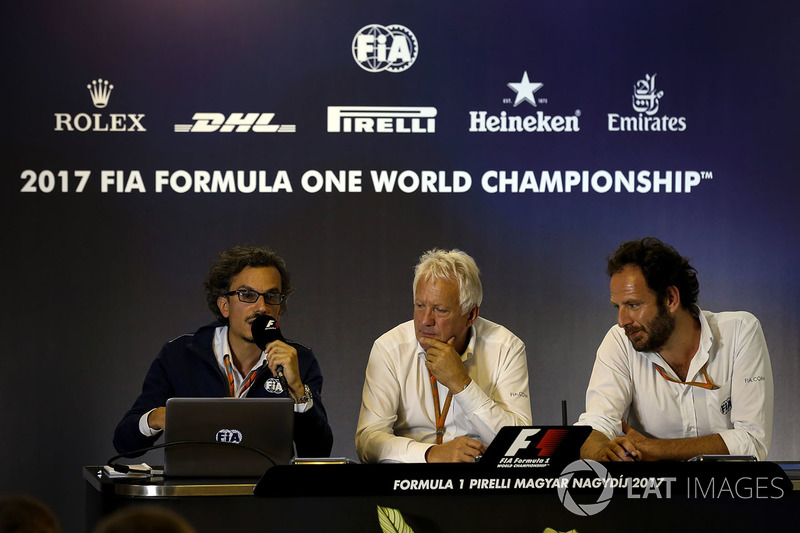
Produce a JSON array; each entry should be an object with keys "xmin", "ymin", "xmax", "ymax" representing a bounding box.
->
[
  {"xmin": 421, "ymin": 307, "xmax": 435, "ymax": 325},
  {"xmin": 254, "ymin": 295, "xmax": 270, "ymax": 312},
  {"xmin": 617, "ymin": 307, "xmax": 632, "ymax": 328}
]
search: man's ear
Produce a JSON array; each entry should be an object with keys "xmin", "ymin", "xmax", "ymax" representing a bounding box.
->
[
  {"xmin": 664, "ymin": 286, "xmax": 681, "ymax": 313},
  {"xmin": 217, "ymin": 296, "xmax": 230, "ymax": 318},
  {"xmin": 466, "ymin": 305, "xmax": 480, "ymax": 327}
]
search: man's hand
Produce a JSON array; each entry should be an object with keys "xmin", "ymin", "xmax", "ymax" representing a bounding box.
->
[
  {"xmin": 424, "ymin": 337, "xmax": 471, "ymax": 392},
  {"xmin": 581, "ymin": 423, "xmax": 728, "ymax": 462},
  {"xmin": 265, "ymin": 340, "xmax": 303, "ymax": 398},
  {"xmin": 147, "ymin": 407, "xmax": 166, "ymax": 431},
  {"xmin": 617, "ymin": 422, "xmax": 728, "ymax": 461},
  {"xmin": 603, "ymin": 422, "xmax": 646, "ymax": 461},
  {"xmin": 619, "ymin": 421, "xmax": 649, "ymax": 457},
  {"xmin": 581, "ymin": 427, "xmax": 641, "ymax": 462},
  {"xmin": 426, "ymin": 436, "xmax": 486, "ymax": 463},
  {"xmin": 600, "ymin": 422, "xmax": 648, "ymax": 462}
]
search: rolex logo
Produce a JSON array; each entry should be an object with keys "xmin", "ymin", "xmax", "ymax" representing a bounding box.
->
[
  {"xmin": 87, "ymin": 78, "xmax": 114, "ymax": 108},
  {"xmin": 55, "ymin": 79, "xmax": 144, "ymax": 132}
]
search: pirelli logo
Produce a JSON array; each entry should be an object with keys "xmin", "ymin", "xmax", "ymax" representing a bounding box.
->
[{"xmin": 327, "ymin": 106, "xmax": 436, "ymax": 133}]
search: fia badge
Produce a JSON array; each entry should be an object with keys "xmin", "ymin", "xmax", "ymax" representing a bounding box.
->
[{"xmin": 264, "ymin": 377, "xmax": 284, "ymax": 394}]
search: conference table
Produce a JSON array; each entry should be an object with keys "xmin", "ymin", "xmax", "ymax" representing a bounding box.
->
[{"xmin": 84, "ymin": 460, "xmax": 799, "ymax": 532}]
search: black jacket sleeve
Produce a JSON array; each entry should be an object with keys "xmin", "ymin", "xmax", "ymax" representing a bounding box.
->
[
  {"xmin": 292, "ymin": 346, "xmax": 334, "ymax": 457},
  {"xmin": 112, "ymin": 348, "xmax": 175, "ymax": 455}
]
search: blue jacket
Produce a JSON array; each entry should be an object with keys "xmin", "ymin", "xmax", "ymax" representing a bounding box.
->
[{"xmin": 113, "ymin": 322, "xmax": 333, "ymax": 458}]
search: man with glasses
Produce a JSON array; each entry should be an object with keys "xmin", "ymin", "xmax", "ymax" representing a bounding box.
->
[
  {"xmin": 113, "ymin": 245, "xmax": 333, "ymax": 457},
  {"xmin": 577, "ymin": 237, "xmax": 773, "ymax": 461}
]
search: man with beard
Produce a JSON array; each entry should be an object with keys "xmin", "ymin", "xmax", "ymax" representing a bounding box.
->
[
  {"xmin": 577, "ymin": 238, "xmax": 773, "ymax": 461},
  {"xmin": 113, "ymin": 245, "xmax": 333, "ymax": 458}
]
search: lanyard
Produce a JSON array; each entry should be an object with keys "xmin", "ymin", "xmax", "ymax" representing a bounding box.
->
[
  {"xmin": 655, "ymin": 361, "xmax": 718, "ymax": 390},
  {"xmin": 428, "ymin": 370, "xmax": 453, "ymax": 444},
  {"xmin": 223, "ymin": 354, "xmax": 262, "ymax": 397}
]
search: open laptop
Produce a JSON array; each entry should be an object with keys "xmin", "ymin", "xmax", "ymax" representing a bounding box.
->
[
  {"xmin": 478, "ymin": 425, "xmax": 591, "ymax": 469},
  {"xmin": 163, "ymin": 397, "xmax": 294, "ymax": 477}
]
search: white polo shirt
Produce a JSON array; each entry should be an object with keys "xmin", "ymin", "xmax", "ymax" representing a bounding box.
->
[{"xmin": 577, "ymin": 309, "xmax": 773, "ymax": 460}]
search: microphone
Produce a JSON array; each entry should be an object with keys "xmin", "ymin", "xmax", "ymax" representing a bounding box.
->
[{"xmin": 251, "ymin": 314, "xmax": 288, "ymax": 392}]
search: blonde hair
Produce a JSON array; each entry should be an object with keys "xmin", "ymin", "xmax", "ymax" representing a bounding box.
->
[{"xmin": 413, "ymin": 248, "xmax": 482, "ymax": 314}]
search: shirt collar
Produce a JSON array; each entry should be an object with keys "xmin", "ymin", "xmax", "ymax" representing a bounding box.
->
[
  {"xmin": 689, "ymin": 309, "xmax": 713, "ymax": 372},
  {"xmin": 640, "ymin": 308, "xmax": 713, "ymax": 379},
  {"xmin": 212, "ymin": 326, "xmax": 268, "ymax": 378},
  {"xmin": 462, "ymin": 324, "xmax": 477, "ymax": 362}
]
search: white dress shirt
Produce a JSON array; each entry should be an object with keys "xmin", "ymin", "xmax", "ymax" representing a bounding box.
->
[
  {"xmin": 355, "ymin": 317, "xmax": 532, "ymax": 463},
  {"xmin": 577, "ymin": 310, "xmax": 773, "ymax": 460}
]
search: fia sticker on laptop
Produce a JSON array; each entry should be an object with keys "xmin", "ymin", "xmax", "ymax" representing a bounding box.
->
[{"xmin": 216, "ymin": 429, "xmax": 243, "ymax": 443}]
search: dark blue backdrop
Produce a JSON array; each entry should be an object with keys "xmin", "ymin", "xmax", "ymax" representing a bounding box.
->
[{"xmin": 3, "ymin": 1, "xmax": 798, "ymax": 530}]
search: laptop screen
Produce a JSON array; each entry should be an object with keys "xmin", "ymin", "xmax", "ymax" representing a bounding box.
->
[{"xmin": 163, "ymin": 397, "xmax": 294, "ymax": 477}]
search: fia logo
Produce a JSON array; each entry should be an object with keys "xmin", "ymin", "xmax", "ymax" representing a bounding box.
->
[
  {"xmin": 720, "ymin": 396, "xmax": 732, "ymax": 415},
  {"xmin": 352, "ymin": 24, "xmax": 418, "ymax": 72},
  {"xmin": 216, "ymin": 429, "xmax": 243, "ymax": 443},
  {"xmin": 264, "ymin": 377, "xmax": 284, "ymax": 394}
]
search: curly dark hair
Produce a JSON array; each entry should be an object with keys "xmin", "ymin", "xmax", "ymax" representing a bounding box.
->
[
  {"xmin": 203, "ymin": 245, "xmax": 294, "ymax": 324},
  {"xmin": 606, "ymin": 237, "xmax": 699, "ymax": 311}
]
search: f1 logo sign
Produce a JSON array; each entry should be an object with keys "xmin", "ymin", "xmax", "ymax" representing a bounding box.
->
[{"xmin": 503, "ymin": 429, "xmax": 541, "ymax": 456}]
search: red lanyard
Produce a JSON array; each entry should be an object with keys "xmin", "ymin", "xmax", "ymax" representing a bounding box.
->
[
  {"xmin": 223, "ymin": 354, "xmax": 262, "ymax": 397},
  {"xmin": 655, "ymin": 362, "xmax": 718, "ymax": 390},
  {"xmin": 428, "ymin": 370, "xmax": 453, "ymax": 444}
]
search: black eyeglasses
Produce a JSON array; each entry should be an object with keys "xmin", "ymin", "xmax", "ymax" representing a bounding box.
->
[{"xmin": 225, "ymin": 289, "xmax": 286, "ymax": 305}]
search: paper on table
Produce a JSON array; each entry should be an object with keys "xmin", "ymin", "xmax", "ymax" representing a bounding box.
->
[{"xmin": 103, "ymin": 463, "xmax": 158, "ymax": 477}]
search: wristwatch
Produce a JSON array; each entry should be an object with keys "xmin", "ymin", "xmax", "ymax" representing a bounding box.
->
[{"xmin": 293, "ymin": 384, "xmax": 312, "ymax": 404}]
